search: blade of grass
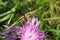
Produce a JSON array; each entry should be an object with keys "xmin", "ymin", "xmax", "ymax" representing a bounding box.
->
[
  {"xmin": 0, "ymin": 14, "xmax": 10, "ymax": 23},
  {"xmin": 43, "ymin": 17, "xmax": 60, "ymax": 20}
]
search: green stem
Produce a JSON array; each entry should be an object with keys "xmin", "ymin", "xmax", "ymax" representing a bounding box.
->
[{"xmin": 43, "ymin": 17, "xmax": 60, "ymax": 20}]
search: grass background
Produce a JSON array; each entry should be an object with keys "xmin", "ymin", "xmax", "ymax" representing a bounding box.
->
[{"xmin": 0, "ymin": 0, "xmax": 60, "ymax": 40}]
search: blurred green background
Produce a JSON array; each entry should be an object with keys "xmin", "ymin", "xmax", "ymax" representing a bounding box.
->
[{"xmin": 0, "ymin": 0, "xmax": 60, "ymax": 40}]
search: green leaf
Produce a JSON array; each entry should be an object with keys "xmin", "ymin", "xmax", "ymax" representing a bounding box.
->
[
  {"xmin": 0, "ymin": 13, "xmax": 9, "ymax": 17},
  {"xmin": 0, "ymin": 14, "xmax": 10, "ymax": 23},
  {"xmin": 36, "ymin": 0, "xmax": 51, "ymax": 7},
  {"xmin": 7, "ymin": 13, "xmax": 14, "ymax": 25},
  {"xmin": 0, "ymin": 4, "xmax": 17, "ymax": 17}
]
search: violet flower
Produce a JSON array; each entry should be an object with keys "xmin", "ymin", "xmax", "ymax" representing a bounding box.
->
[
  {"xmin": 2, "ymin": 27, "xmax": 19, "ymax": 40},
  {"xmin": 2, "ymin": 17, "xmax": 44, "ymax": 40}
]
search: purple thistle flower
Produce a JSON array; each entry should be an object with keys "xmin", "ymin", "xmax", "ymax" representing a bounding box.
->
[
  {"xmin": 16, "ymin": 17, "xmax": 44, "ymax": 40},
  {"xmin": 2, "ymin": 17, "xmax": 44, "ymax": 40}
]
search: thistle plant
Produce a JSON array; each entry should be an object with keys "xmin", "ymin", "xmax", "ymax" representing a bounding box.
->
[{"xmin": 2, "ymin": 17, "xmax": 44, "ymax": 40}]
